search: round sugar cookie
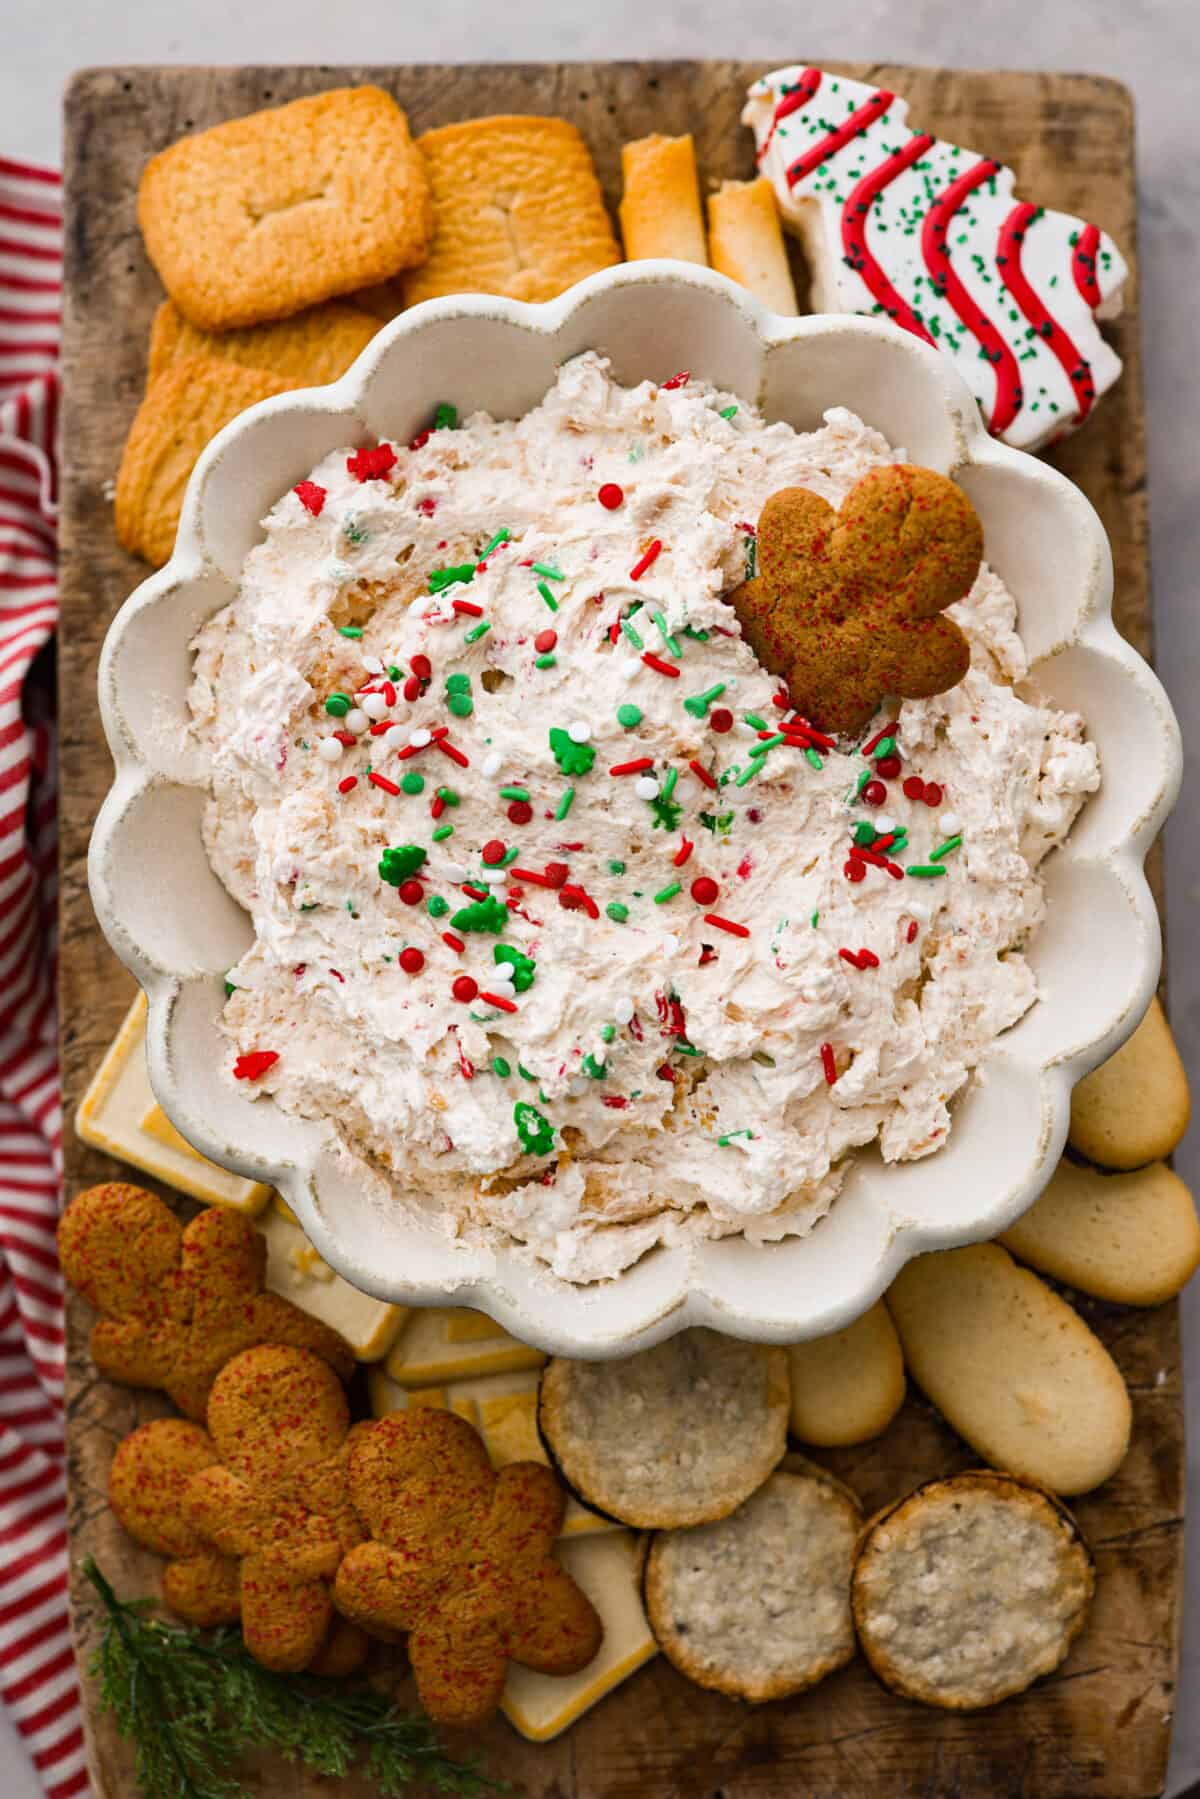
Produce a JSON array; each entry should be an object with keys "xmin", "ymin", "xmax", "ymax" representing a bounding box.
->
[
  {"xmin": 538, "ymin": 1328, "xmax": 789, "ymax": 1528},
  {"xmin": 852, "ymin": 1471, "xmax": 1094, "ymax": 1709},
  {"xmin": 645, "ymin": 1468, "xmax": 861, "ymax": 1700},
  {"xmin": 786, "ymin": 1300, "xmax": 906, "ymax": 1446}
]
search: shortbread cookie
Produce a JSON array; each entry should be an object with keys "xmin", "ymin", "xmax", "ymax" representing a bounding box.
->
[
  {"xmin": 502, "ymin": 1531, "xmax": 656, "ymax": 1740},
  {"xmin": 258, "ymin": 1199, "xmax": 407, "ymax": 1360},
  {"xmin": 786, "ymin": 1301, "xmax": 905, "ymax": 1446},
  {"xmin": 1068, "ymin": 995, "xmax": 1191, "ymax": 1169},
  {"xmin": 645, "ymin": 1468, "xmax": 860, "ymax": 1700},
  {"xmin": 1000, "ymin": 1158, "xmax": 1200, "ymax": 1305},
  {"xmin": 116, "ymin": 357, "xmax": 296, "ymax": 567},
  {"xmin": 744, "ymin": 66, "xmax": 1127, "ymax": 451},
  {"xmin": 347, "ymin": 279, "xmax": 406, "ymax": 322},
  {"xmin": 619, "ymin": 133, "xmax": 708, "ymax": 265},
  {"xmin": 852, "ymin": 1471, "xmax": 1094, "ymax": 1709},
  {"xmin": 138, "ymin": 86, "xmax": 433, "ymax": 330},
  {"xmin": 402, "ymin": 116, "xmax": 621, "ymax": 306},
  {"xmin": 886, "ymin": 1245, "xmax": 1131, "ymax": 1495},
  {"xmin": 538, "ymin": 1328, "xmax": 789, "ymax": 1528},
  {"xmin": 384, "ymin": 1305, "xmax": 546, "ymax": 1386},
  {"xmin": 75, "ymin": 991, "xmax": 271, "ymax": 1213},
  {"xmin": 147, "ymin": 299, "xmax": 378, "ymax": 390},
  {"xmin": 707, "ymin": 177, "xmax": 797, "ymax": 313}
]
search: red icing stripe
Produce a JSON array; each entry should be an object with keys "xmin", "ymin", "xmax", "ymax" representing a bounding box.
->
[
  {"xmin": 920, "ymin": 158, "xmax": 1024, "ymax": 434},
  {"xmin": 756, "ymin": 67, "xmax": 822, "ymax": 165},
  {"xmin": 841, "ymin": 133, "xmax": 937, "ymax": 345},
  {"xmin": 785, "ymin": 86, "xmax": 895, "ymax": 189},
  {"xmin": 997, "ymin": 200, "xmax": 1095, "ymax": 423},
  {"xmin": 1072, "ymin": 221, "xmax": 1102, "ymax": 308}
]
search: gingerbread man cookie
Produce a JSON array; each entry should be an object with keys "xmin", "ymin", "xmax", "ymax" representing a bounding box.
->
[
  {"xmin": 58, "ymin": 1183, "xmax": 354, "ymax": 1419},
  {"xmin": 728, "ymin": 465, "xmax": 980, "ymax": 735},
  {"xmin": 109, "ymin": 1418, "xmax": 242, "ymax": 1628},
  {"xmin": 334, "ymin": 1409, "xmax": 603, "ymax": 1726}
]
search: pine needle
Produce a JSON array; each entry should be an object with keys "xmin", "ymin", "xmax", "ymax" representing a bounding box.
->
[{"xmin": 83, "ymin": 1559, "xmax": 509, "ymax": 1799}]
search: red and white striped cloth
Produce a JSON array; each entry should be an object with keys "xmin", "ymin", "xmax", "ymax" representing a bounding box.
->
[{"xmin": 0, "ymin": 157, "xmax": 89, "ymax": 1798}]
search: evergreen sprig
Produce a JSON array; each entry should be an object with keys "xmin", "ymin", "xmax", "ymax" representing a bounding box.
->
[{"xmin": 84, "ymin": 1559, "xmax": 507, "ymax": 1799}]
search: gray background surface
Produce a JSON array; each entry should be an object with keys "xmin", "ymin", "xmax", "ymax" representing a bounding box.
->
[{"xmin": 3, "ymin": 2, "xmax": 1196, "ymax": 1794}]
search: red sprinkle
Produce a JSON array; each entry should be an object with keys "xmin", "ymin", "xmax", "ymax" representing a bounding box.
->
[
  {"xmin": 709, "ymin": 708, "xmax": 733, "ymax": 734},
  {"xmin": 610, "ymin": 758, "xmax": 655, "ymax": 776},
  {"xmin": 411, "ymin": 654, "xmax": 432, "ymax": 680},
  {"xmin": 689, "ymin": 759, "xmax": 718, "ymax": 790},
  {"xmin": 507, "ymin": 801, "xmax": 533, "ymax": 825},
  {"xmin": 862, "ymin": 721, "xmax": 900, "ymax": 758},
  {"xmin": 859, "ymin": 949, "xmax": 880, "ymax": 967},
  {"xmin": 602, "ymin": 1095, "xmax": 630, "ymax": 1108},
  {"xmin": 382, "ymin": 681, "xmax": 397, "ymax": 707},
  {"xmin": 479, "ymin": 991, "xmax": 517, "ymax": 1014},
  {"xmin": 416, "ymin": 495, "xmax": 438, "ymax": 516},
  {"xmin": 534, "ymin": 628, "xmax": 558, "ymax": 653},
  {"xmin": 399, "ymin": 947, "xmax": 424, "ymax": 974},
  {"xmin": 435, "ymin": 737, "xmax": 470, "ymax": 768},
  {"xmin": 598, "ymin": 483, "xmax": 625, "ymax": 510},
  {"xmin": 790, "ymin": 717, "xmax": 836, "ymax": 750},
  {"xmin": 337, "ymin": 775, "xmax": 358, "ymax": 795},
  {"xmin": 347, "ymin": 443, "xmax": 397, "ymax": 482},
  {"xmin": 233, "ymin": 1050, "xmax": 278, "ymax": 1081},
  {"xmin": 838, "ymin": 948, "xmax": 862, "ymax": 969},
  {"xmin": 462, "ymin": 883, "xmax": 489, "ymax": 901},
  {"xmin": 923, "ymin": 782, "xmax": 944, "ymax": 807},
  {"xmin": 641, "ymin": 652, "xmax": 679, "ymax": 677},
  {"xmin": 543, "ymin": 861, "xmax": 570, "ymax": 888},
  {"xmin": 481, "ymin": 839, "xmax": 507, "ymax": 865},
  {"xmin": 862, "ymin": 780, "xmax": 887, "ymax": 806},
  {"xmin": 398, "ymin": 880, "xmax": 424, "ymax": 906},
  {"xmin": 403, "ymin": 675, "xmax": 421, "ymax": 702},
  {"xmin": 673, "ymin": 838, "xmax": 694, "ymax": 868},
  {"xmin": 690, "ymin": 876, "xmax": 719, "ymax": 906},
  {"xmin": 703, "ymin": 913, "xmax": 749, "ymax": 938},
  {"xmin": 293, "ymin": 480, "xmax": 326, "ymax": 516},
  {"xmin": 906, "ymin": 919, "xmax": 919, "ymax": 943},
  {"xmin": 903, "ymin": 775, "xmax": 926, "ymax": 801},
  {"xmin": 661, "ymin": 370, "xmax": 691, "ymax": 390},
  {"xmin": 452, "ymin": 598, "xmax": 484, "ymax": 617},
  {"xmin": 559, "ymin": 883, "xmax": 600, "ymax": 919},
  {"xmin": 452, "ymin": 975, "xmax": 479, "ymax": 1003},
  {"xmin": 369, "ymin": 771, "xmax": 401, "ymax": 795},
  {"xmin": 875, "ymin": 754, "xmax": 902, "ymax": 779},
  {"xmin": 820, "ymin": 1043, "xmax": 838, "ymax": 1085},
  {"xmin": 432, "ymin": 794, "xmax": 446, "ymax": 819},
  {"xmin": 442, "ymin": 931, "xmax": 465, "ymax": 953},
  {"xmin": 510, "ymin": 866, "xmax": 553, "ymax": 886},
  {"xmin": 369, "ymin": 720, "xmax": 393, "ymax": 737},
  {"xmin": 333, "ymin": 730, "xmax": 357, "ymax": 746},
  {"xmin": 629, "ymin": 540, "xmax": 663, "ymax": 581},
  {"xmin": 844, "ymin": 861, "xmax": 866, "ymax": 883}
]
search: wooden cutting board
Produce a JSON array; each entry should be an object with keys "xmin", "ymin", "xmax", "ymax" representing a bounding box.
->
[{"xmin": 59, "ymin": 62, "xmax": 1180, "ymax": 1799}]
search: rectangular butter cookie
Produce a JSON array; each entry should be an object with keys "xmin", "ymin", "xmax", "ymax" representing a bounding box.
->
[
  {"xmin": 619, "ymin": 133, "xmax": 709, "ymax": 265},
  {"xmin": 116, "ymin": 356, "xmax": 296, "ymax": 567},
  {"xmin": 138, "ymin": 86, "xmax": 433, "ymax": 330},
  {"xmin": 402, "ymin": 115, "xmax": 620, "ymax": 306},
  {"xmin": 147, "ymin": 298, "xmax": 380, "ymax": 390}
]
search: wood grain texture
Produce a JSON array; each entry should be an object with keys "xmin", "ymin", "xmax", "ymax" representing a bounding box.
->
[{"xmin": 59, "ymin": 63, "xmax": 1176, "ymax": 1799}]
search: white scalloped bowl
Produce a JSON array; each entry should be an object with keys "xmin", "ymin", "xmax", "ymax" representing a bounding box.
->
[{"xmin": 90, "ymin": 264, "xmax": 1180, "ymax": 1357}]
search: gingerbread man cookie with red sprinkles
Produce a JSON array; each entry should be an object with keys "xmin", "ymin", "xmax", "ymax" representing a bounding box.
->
[{"xmin": 727, "ymin": 465, "xmax": 981, "ymax": 735}]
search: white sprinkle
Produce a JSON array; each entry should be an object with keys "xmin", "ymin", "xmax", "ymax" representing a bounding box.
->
[
  {"xmin": 482, "ymin": 752, "xmax": 503, "ymax": 777},
  {"xmin": 635, "ymin": 776, "xmax": 660, "ymax": 800},
  {"xmin": 443, "ymin": 862, "xmax": 469, "ymax": 883},
  {"xmin": 661, "ymin": 933, "xmax": 679, "ymax": 954},
  {"xmin": 567, "ymin": 720, "xmax": 592, "ymax": 743},
  {"xmin": 345, "ymin": 708, "xmax": 369, "ymax": 734},
  {"xmin": 875, "ymin": 814, "xmax": 896, "ymax": 834},
  {"xmin": 479, "ymin": 867, "xmax": 508, "ymax": 885},
  {"xmin": 362, "ymin": 655, "xmax": 385, "ymax": 674},
  {"xmin": 409, "ymin": 728, "xmax": 432, "ymax": 748},
  {"xmin": 614, "ymin": 997, "xmax": 635, "ymax": 1025},
  {"xmin": 939, "ymin": 811, "xmax": 962, "ymax": 836},
  {"xmin": 491, "ymin": 965, "xmax": 515, "ymax": 987},
  {"xmin": 620, "ymin": 656, "xmax": 641, "ymax": 679},
  {"xmin": 361, "ymin": 692, "xmax": 388, "ymax": 720},
  {"xmin": 383, "ymin": 725, "xmax": 407, "ymax": 751},
  {"xmin": 589, "ymin": 1045, "xmax": 608, "ymax": 1068},
  {"xmin": 409, "ymin": 596, "xmax": 433, "ymax": 616},
  {"xmin": 316, "ymin": 737, "xmax": 343, "ymax": 763}
]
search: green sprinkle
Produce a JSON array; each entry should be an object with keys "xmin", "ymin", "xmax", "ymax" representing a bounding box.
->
[
  {"xmin": 481, "ymin": 528, "xmax": 510, "ymax": 558},
  {"xmin": 682, "ymin": 625, "xmax": 710, "ymax": 641},
  {"xmin": 750, "ymin": 733, "xmax": 786, "ymax": 758},
  {"xmin": 606, "ymin": 901, "xmax": 629, "ymax": 923},
  {"xmin": 345, "ymin": 900, "xmax": 357, "ymax": 915},
  {"xmin": 536, "ymin": 582, "xmax": 559, "ymax": 613},
  {"xmin": 854, "ymin": 768, "xmax": 872, "ymax": 797},
  {"xmin": 654, "ymin": 881, "xmax": 682, "ymax": 904},
  {"xmin": 531, "ymin": 563, "xmax": 564, "ymax": 581},
  {"xmin": 400, "ymin": 771, "xmax": 425, "ymax": 795},
  {"xmin": 660, "ymin": 766, "xmax": 679, "ymax": 802},
  {"xmin": 581, "ymin": 1053, "xmax": 607, "ymax": 1080},
  {"xmin": 683, "ymin": 682, "xmax": 726, "ymax": 719},
  {"xmin": 387, "ymin": 665, "xmax": 402, "ymax": 681},
  {"xmin": 674, "ymin": 1040, "xmax": 701, "ymax": 1056},
  {"xmin": 700, "ymin": 810, "xmax": 734, "ymax": 834},
  {"xmin": 718, "ymin": 404, "xmax": 738, "ymax": 419},
  {"xmin": 601, "ymin": 1023, "xmax": 616, "ymax": 1043},
  {"xmin": 651, "ymin": 609, "xmax": 681, "ymax": 658},
  {"xmin": 514, "ymin": 1101, "xmax": 554, "ymax": 1156},
  {"xmin": 810, "ymin": 910, "xmax": 819, "ymax": 927},
  {"xmin": 617, "ymin": 703, "xmax": 643, "ymax": 728},
  {"xmin": 337, "ymin": 625, "xmax": 363, "ymax": 638},
  {"xmin": 743, "ymin": 711, "xmax": 768, "ymax": 730},
  {"xmin": 718, "ymin": 1129, "xmax": 755, "ymax": 1145},
  {"xmin": 619, "ymin": 615, "xmax": 644, "ymax": 649},
  {"xmin": 445, "ymin": 673, "xmax": 471, "ymax": 691},
  {"xmin": 752, "ymin": 1050, "xmax": 777, "ymax": 1067},
  {"xmin": 436, "ymin": 786, "xmax": 460, "ymax": 806},
  {"xmin": 734, "ymin": 761, "xmax": 762, "ymax": 788},
  {"xmin": 378, "ymin": 844, "xmax": 426, "ymax": 885},
  {"xmin": 535, "ymin": 653, "xmax": 557, "ymax": 669},
  {"xmin": 931, "ymin": 835, "xmax": 962, "ymax": 860},
  {"xmin": 324, "ymin": 692, "xmax": 351, "ymax": 718},
  {"xmin": 555, "ymin": 787, "xmax": 575, "ymax": 821},
  {"xmin": 549, "ymin": 729, "xmax": 595, "ymax": 776},
  {"xmin": 517, "ymin": 1064, "xmax": 535, "ymax": 1082},
  {"xmin": 432, "ymin": 824, "xmax": 454, "ymax": 841},
  {"xmin": 223, "ymin": 978, "xmax": 236, "ymax": 997},
  {"xmin": 494, "ymin": 944, "xmax": 536, "ymax": 990},
  {"xmin": 805, "ymin": 747, "xmax": 824, "ymax": 771},
  {"xmin": 492, "ymin": 1056, "xmax": 511, "ymax": 1077},
  {"xmin": 428, "ymin": 563, "xmax": 475, "ymax": 592},
  {"xmin": 853, "ymin": 822, "xmax": 877, "ymax": 847},
  {"xmin": 299, "ymin": 902, "xmax": 318, "ymax": 912},
  {"xmin": 499, "ymin": 785, "xmax": 529, "ymax": 802},
  {"xmin": 434, "ymin": 402, "xmax": 457, "ymax": 430},
  {"xmin": 447, "ymin": 692, "xmax": 474, "ymax": 717},
  {"xmin": 499, "ymin": 846, "xmax": 521, "ymax": 867},
  {"xmin": 906, "ymin": 864, "xmax": 948, "ymax": 879},
  {"xmin": 871, "ymin": 735, "xmax": 896, "ymax": 760},
  {"xmin": 463, "ymin": 621, "xmax": 491, "ymax": 644},
  {"xmin": 452, "ymin": 896, "xmax": 509, "ymax": 932},
  {"xmin": 608, "ymin": 859, "xmax": 626, "ymax": 875},
  {"xmin": 426, "ymin": 894, "xmax": 449, "ymax": 917}
]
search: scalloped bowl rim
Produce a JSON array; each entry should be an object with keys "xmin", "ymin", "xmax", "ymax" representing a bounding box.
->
[{"xmin": 89, "ymin": 263, "xmax": 1181, "ymax": 1357}]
